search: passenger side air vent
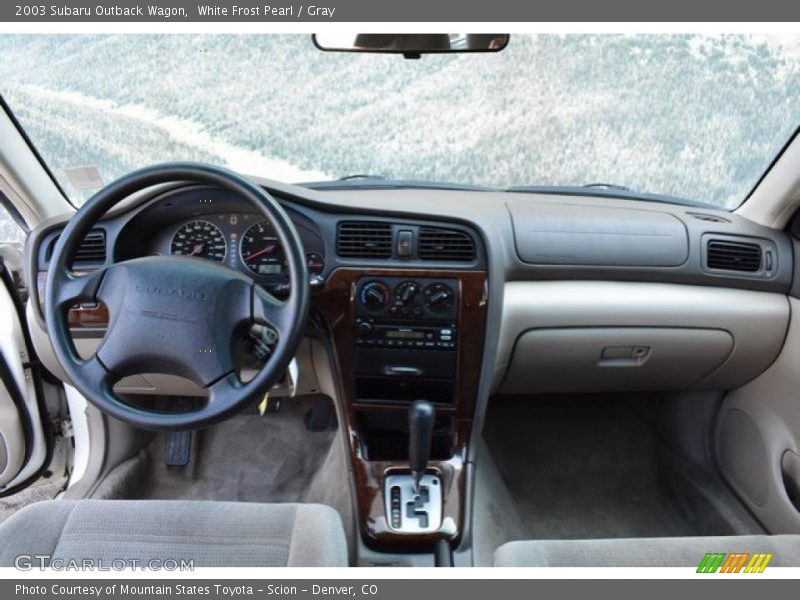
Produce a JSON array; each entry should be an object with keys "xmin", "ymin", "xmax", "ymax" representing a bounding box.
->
[
  {"xmin": 418, "ymin": 228, "xmax": 475, "ymax": 261},
  {"xmin": 336, "ymin": 221, "xmax": 392, "ymax": 258},
  {"xmin": 706, "ymin": 239, "xmax": 762, "ymax": 272}
]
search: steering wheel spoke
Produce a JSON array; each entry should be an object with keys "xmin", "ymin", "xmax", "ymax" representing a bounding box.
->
[
  {"xmin": 207, "ymin": 372, "xmax": 244, "ymax": 408},
  {"xmin": 252, "ymin": 284, "xmax": 292, "ymax": 340},
  {"xmin": 53, "ymin": 268, "xmax": 108, "ymax": 312},
  {"xmin": 74, "ymin": 353, "xmax": 116, "ymax": 395}
]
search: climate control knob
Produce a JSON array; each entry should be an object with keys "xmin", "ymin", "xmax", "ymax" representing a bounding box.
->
[
  {"xmin": 423, "ymin": 282, "xmax": 455, "ymax": 313},
  {"xmin": 360, "ymin": 280, "xmax": 391, "ymax": 311},
  {"xmin": 356, "ymin": 321, "xmax": 374, "ymax": 337},
  {"xmin": 394, "ymin": 280, "xmax": 420, "ymax": 305}
]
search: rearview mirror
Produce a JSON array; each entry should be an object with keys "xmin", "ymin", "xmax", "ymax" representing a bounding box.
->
[{"xmin": 313, "ymin": 34, "xmax": 509, "ymax": 58}]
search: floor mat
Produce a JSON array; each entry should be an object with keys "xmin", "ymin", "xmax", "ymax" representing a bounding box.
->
[
  {"xmin": 139, "ymin": 396, "xmax": 336, "ymax": 503},
  {"xmin": 482, "ymin": 395, "xmax": 761, "ymax": 541}
]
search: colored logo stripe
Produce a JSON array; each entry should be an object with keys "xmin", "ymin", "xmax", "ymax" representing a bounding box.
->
[
  {"xmin": 697, "ymin": 552, "xmax": 773, "ymax": 573},
  {"xmin": 744, "ymin": 553, "xmax": 773, "ymax": 573},
  {"xmin": 697, "ymin": 553, "xmax": 726, "ymax": 573},
  {"xmin": 719, "ymin": 553, "xmax": 749, "ymax": 573}
]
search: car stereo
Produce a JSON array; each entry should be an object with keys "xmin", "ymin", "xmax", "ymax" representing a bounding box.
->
[
  {"xmin": 354, "ymin": 276, "xmax": 459, "ymax": 351},
  {"xmin": 354, "ymin": 321, "xmax": 456, "ymax": 350}
]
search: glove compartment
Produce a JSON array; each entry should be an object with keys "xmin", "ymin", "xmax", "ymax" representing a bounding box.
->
[
  {"xmin": 499, "ymin": 327, "xmax": 733, "ymax": 393},
  {"xmin": 494, "ymin": 281, "xmax": 790, "ymax": 394}
]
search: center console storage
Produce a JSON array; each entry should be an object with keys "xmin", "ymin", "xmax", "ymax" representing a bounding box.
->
[{"xmin": 357, "ymin": 410, "xmax": 455, "ymax": 461}]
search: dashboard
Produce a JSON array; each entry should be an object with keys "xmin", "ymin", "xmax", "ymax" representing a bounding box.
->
[
  {"xmin": 23, "ymin": 175, "xmax": 797, "ymax": 401},
  {"xmin": 26, "ymin": 183, "xmax": 486, "ymax": 330}
]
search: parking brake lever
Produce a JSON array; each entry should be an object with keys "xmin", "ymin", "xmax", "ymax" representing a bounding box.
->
[{"xmin": 408, "ymin": 399, "xmax": 435, "ymax": 493}]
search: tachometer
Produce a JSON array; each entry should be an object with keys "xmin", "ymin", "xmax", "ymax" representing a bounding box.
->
[
  {"xmin": 240, "ymin": 220, "xmax": 286, "ymax": 275},
  {"xmin": 170, "ymin": 220, "xmax": 226, "ymax": 262}
]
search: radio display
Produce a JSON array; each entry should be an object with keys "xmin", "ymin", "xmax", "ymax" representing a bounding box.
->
[{"xmin": 385, "ymin": 330, "xmax": 426, "ymax": 340}]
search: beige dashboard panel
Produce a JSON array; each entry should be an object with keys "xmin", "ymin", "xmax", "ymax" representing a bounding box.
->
[
  {"xmin": 716, "ymin": 297, "xmax": 800, "ymax": 533},
  {"xmin": 494, "ymin": 281, "xmax": 790, "ymax": 394}
]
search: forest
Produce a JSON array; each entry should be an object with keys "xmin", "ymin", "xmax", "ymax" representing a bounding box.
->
[{"xmin": 0, "ymin": 33, "xmax": 797, "ymax": 214}]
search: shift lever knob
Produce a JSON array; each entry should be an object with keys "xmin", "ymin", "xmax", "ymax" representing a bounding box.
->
[{"xmin": 408, "ymin": 399, "xmax": 435, "ymax": 492}]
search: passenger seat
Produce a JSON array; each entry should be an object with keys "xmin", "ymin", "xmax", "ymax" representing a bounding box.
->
[{"xmin": 494, "ymin": 536, "xmax": 800, "ymax": 567}]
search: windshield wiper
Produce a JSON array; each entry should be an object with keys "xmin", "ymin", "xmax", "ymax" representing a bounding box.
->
[
  {"xmin": 301, "ymin": 176, "xmax": 496, "ymax": 192},
  {"xmin": 506, "ymin": 184, "xmax": 719, "ymax": 209},
  {"xmin": 583, "ymin": 182, "xmax": 632, "ymax": 192},
  {"xmin": 338, "ymin": 173, "xmax": 387, "ymax": 181}
]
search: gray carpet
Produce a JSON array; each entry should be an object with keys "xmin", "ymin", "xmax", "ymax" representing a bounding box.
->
[
  {"xmin": 0, "ymin": 474, "xmax": 67, "ymax": 525},
  {"xmin": 0, "ymin": 435, "xmax": 70, "ymax": 525},
  {"xmin": 481, "ymin": 395, "xmax": 761, "ymax": 544},
  {"xmin": 91, "ymin": 395, "xmax": 356, "ymax": 559},
  {"xmin": 107, "ymin": 397, "xmax": 337, "ymax": 503}
]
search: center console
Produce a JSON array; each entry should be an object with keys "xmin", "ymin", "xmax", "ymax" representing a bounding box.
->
[
  {"xmin": 354, "ymin": 276, "xmax": 458, "ymax": 407},
  {"xmin": 314, "ymin": 267, "xmax": 487, "ymax": 553}
]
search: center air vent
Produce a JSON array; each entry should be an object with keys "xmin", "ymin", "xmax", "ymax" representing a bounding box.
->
[
  {"xmin": 337, "ymin": 221, "xmax": 392, "ymax": 258},
  {"xmin": 706, "ymin": 239, "xmax": 762, "ymax": 272},
  {"xmin": 418, "ymin": 228, "xmax": 475, "ymax": 261}
]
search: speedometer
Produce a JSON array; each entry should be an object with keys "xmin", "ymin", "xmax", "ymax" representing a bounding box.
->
[
  {"xmin": 240, "ymin": 220, "xmax": 286, "ymax": 275},
  {"xmin": 170, "ymin": 220, "xmax": 227, "ymax": 262}
]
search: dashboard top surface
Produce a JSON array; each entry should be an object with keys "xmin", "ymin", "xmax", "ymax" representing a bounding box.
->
[{"xmin": 25, "ymin": 177, "xmax": 795, "ymax": 302}]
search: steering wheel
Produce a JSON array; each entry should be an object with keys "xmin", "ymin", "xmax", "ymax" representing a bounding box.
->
[{"xmin": 44, "ymin": 163, "xmax": 309, "ymax": 430}]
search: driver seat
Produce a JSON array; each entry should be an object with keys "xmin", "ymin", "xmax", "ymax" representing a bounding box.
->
[{"xmin": 0, "ymin": 499, "xmax": 348, "ymax": 567}]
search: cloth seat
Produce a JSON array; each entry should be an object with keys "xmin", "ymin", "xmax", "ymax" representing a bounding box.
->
[
  {"xmin": 0, "ymin": 499, "xmax": 348, "ymax": 567},
  {"xmin": 494, "ymin": 535, "xmax": 800, "ymax": 567}
]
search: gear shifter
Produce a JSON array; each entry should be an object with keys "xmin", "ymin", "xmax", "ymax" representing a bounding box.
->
[
  {"xmin": 408, "ymin": 399, "xmax": 435, "ymax": 493},
  {"xmin": 384, "ymin": 399, "xmax": 441, "ymax": 532}
]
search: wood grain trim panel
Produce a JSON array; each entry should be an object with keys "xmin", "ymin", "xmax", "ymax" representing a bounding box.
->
[
  {"xmin": 312, "ymin": 267, "xmax": 487, "ymax": 552},
  {"xmin": 36, "ymin": 271, "xmax": 109, "ymax": 329}
]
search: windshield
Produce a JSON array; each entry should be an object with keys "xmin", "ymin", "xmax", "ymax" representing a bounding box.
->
[{"xmin": 1, "ymin": 34, "xmax": 799, "ymax": 209}]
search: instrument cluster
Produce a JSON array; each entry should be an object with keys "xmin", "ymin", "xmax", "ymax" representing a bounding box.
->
[{"xmin": 152, "ymin": 212, "xmax": 325, "ymax": 287}]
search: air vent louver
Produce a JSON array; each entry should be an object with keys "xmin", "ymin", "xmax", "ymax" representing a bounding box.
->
[
  {"xmin": 73, "ymin": 231, "xmax": 107, "ymax": 263},
  {"xmin": 336, "ymin": 221, "xmax": 392, "ymax": 258},
  {"xmin": 706, "ymin": 239, "xmax": 761, "ymax": 272},
  {"xmin": 418, "ymin": 228, "xmax": 475, "ymax": 261},
  {"xmin": 50, "ymin": 230, "xmax": 107, "ymax": 264}
]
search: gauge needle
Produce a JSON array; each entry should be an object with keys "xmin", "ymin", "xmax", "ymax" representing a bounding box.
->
[
  {"xmin": 188, "ymin": 244, "xmax": 205, "ymax": 256},
  {"xmin": 245, "ymin": 245, "xmax": 276, "ymax": 262}
]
